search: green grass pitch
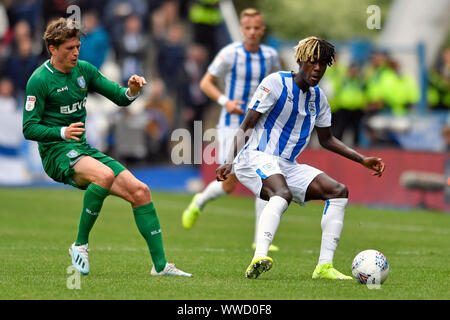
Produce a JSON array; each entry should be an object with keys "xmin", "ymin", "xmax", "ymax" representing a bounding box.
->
[{"xmin": 0, "ymin": 188, "xmax": 449, "ymax": 300}]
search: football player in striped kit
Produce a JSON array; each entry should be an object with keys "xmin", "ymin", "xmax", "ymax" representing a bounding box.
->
[
  {"xmin": 182, "ymin": 8, "xmax": 282, "ymax": 251},
  {"xmin": 217, "ymin": 37, "xmax": 385, "ymax": 280}
]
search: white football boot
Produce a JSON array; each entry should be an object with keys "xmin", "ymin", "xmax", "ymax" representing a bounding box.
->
[
  {"xmin": 151, "ymin": 262, "xmax": 192, "ymax": 277},
  {"xmin": 69, "ymin": 243, "xmax": 90, "ymax": 275}
]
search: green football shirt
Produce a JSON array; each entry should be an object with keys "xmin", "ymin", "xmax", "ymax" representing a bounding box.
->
[{"xmin": 22, "ymin": 59, "xmax": 136, "ymax": 154}]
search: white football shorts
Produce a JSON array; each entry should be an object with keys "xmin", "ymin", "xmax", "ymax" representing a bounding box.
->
[
  {"xmin": 233, "ymin": 149, "xmax": 323, "ymax": 205},
  {"xmin": 217, "ymin": 126, "xmax": 240, "ymax": 165}
]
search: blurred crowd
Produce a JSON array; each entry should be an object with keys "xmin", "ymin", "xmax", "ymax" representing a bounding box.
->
[
  {"xmin": 324, "ymin": 47, "xmax": 450, "ymax": 149},
  {"xmin": 0, "ymin": 0, "xmax": 230, "ymax": 166},
  {"xmin": 0, "ymin": 0, "xmax": 449, "ymax": 169}
]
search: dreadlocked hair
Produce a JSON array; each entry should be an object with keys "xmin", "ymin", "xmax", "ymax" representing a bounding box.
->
[{"xmin": 293, "ymin": 36, "xmax": 336, "ymax": 66}]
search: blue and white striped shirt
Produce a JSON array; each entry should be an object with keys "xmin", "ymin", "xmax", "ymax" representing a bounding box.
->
[
  {"xmin": 244, "ymin": 71, "xmax": 332, "ymax": 162},
  {"xmin": 208, "ymin": 42, "xmax": 280, "ymax": 129}
]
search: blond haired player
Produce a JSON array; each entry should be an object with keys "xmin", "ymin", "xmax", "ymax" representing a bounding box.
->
[{"xmin": 182, "ymin": 9, "xmax": 281, "ymax": 251}]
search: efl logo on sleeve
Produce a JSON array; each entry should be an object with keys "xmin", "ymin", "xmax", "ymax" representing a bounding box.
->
[
  {"xmin": 25, "ymin": 96, "xmax": 36, "ymax": 111},
  {"xmin": 255, "ymin": 85, "xmax": 270, "ymax": 101}
]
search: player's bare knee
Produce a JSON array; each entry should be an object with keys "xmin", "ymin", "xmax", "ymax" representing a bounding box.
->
[
  {"xmin": 94, "ymin": 167, "xmax": 115, "ymax": 188},
  {"xmin": 332, "ymin": 183, "xmax": 348, "ymax": 199},
  {"xmin": 265, "ymin": 187, "xmax": 291, "ymax": 203},
  {"xmin": 132, "ymin": 182, "xmax": 151, "ymax": 206},
  {"xmin": 277, "ymin": 188, "xmax": 292, "ymax": 204}
]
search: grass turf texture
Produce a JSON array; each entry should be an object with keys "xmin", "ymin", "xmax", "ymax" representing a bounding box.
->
[{"xmin": 0, "ymin": 188, "xmax": 449, "ymax": 300}]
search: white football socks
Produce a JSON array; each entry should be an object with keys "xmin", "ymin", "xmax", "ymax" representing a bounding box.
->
[
  {"xmin": 254, "ymin": 196, "xmax": 289, "ymax": 257},
  {"xmin": 318, "ymin": 198, "xmax": 348, "ymax": 265},
  {"xmin": 195, "ymin": 180, "xmax": 226, "ymax": 210},
  {"xmin": 254, "ymin": 197, "xmax": 268, "ymax": 244}
]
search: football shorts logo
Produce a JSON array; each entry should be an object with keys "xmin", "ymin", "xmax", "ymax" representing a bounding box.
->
[
  {"xmin": 66, "ymin": 150, "xmax": 80, "ymax": 159},
  {"xmin": 262, "ymin": 163, "xmax": 274, "ymax": 171},
  {"xmin": 25, "ymin": 96, "xmax": 36, "ymax": 111},
  {"xmin": 77, "ymin": 76, "xmax": 86, "ymax": 89}
]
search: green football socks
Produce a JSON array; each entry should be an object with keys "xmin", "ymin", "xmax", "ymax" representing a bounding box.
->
[
  {"xmin": 75, "ymin": 183, "xmax": 110, "ymax": 246},
  {"xmin": 133, "ymin": 202, "xmax": 167, "ymax": 272}
]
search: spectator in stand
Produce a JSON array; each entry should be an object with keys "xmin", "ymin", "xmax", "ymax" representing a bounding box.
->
[
  {"xmin": 103, "ymin": 0, "xmax": 148, "ymax": 51},
  {"xmin": 382, "ymin": 59, "xmax": 419, "ymax": 116},
  {"xmin": 178, "ymin": 43, "xmax": 210, "ymax": 140},
  {"xmin": 7, "ymin": 0, "xmax": 41, "ymax": 33},
  {"xmin": 144, "ymin": 78, "xmax": 175, "ymax": 162},
  {"xmin": 361, "ymin": 50, "xmax": 400, "ymax": 148},
  {"xmin": 114, "ymin": 14, "xmax": 149, "ymax": 85},
  {"xmin": 6, "ymin": 35, "xmax": 39, "ymax": 103},
  {"xmin": 332, "ymin": 63, "xmax": 366, "ymax": 146},
  {"xmin": 156, "ymin": 23, "xmax": 186, "ymax": 90},
  {"xmin": 428, "ymin": 47, "xmax": 450, "ymax": 111},
  {"xmin": 0, "ymin": 77, "xmax": 17, "ymax": 113},
  {"xmin": 364, "ymin": 50, "xmax": 391, "ymax": 114},
  {"xmin": 188, "ymin": 0, "xmax": 230, "ymax": 61},
  {"xmin": 12, "ymin": 19, "xmax": 32, "ymax": 44},
  {"xmin": 151, "ymin": 0, "xmax": 179, "ymax": 40},
  {"xmin": 79, "ymin": 11, "xmax": 110, "ymax": 70}
]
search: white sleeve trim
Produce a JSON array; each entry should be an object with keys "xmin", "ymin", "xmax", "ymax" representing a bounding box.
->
[
  {"xmin": 217, "ymin": 94, "xmax": 229, "ymax": 107},
  {"xmin": 125, "ymin": 88, "xmax": 139, "ymax": 101},
  {"xmin": 61, "ymin": 126, "xmax": 69, "ymax": 141}
]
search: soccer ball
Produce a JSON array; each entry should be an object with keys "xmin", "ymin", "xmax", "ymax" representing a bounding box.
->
[{"xmin": 351, "ymin": 249, "xmax": 389, "ymax": 285}]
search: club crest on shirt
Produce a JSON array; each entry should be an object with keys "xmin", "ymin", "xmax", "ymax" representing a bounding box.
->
[
  {"xmin": 25, "ymin": 96, "xmax": 36, "ymax": 111},
  {"xmin": 308, "ymin": 101, "xmax": 316, "ymax": 116},
  {"xmin": 77, "ymin": 76, "xmax": 86, "ymax": 90},
  {"xmin": 66, "ymin": 150, "xmax": 79, "ymax": 159}
]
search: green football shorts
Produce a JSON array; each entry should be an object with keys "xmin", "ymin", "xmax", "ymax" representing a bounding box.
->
[{"xmin": 40, "ymin": 142, "xmax": 127, "ymax": 190}]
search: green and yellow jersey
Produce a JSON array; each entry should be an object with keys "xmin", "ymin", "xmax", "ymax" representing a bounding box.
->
[{"xmin": 22, "ymin": 59, "xmax": 136, "ymax": 153}]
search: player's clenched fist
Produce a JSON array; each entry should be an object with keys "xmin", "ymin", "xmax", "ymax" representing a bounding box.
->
[{"xmin": 128, "ymin": 75, "xmax": 147, "ymax": 96}]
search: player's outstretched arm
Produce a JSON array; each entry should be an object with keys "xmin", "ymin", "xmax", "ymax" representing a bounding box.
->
[
  {"xmin": 216, "ymin": 109, "xmax": 261, "ymax": 181},
  {"xmin": 84, "ymin": 61, "xmax": 145, "ymax": 106},
  {"xmin": 316, "ymin": 126, "xmax": 385, "ymax": 177}
]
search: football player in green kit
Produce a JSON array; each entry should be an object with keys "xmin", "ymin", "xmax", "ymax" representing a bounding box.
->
[{"xmin": 22, "ymin": 18, "xmax": 191, "ymax": 277}]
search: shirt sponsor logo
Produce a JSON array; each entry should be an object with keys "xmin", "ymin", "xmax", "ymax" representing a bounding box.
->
[
  {"xmin": 25, "ymin": 96, "xmax": 36, "ymax": 111},
  {"xmin": 57, "ymin": 86, "xmax": 69, "ymax": 93},
  {"xmin": 60, "ymin": 97, "xmax": 87, "ymax": 114}
]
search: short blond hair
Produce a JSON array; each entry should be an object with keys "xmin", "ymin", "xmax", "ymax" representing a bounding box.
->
[
  {"xmin": 43, "ymin": 18, "xmax": 84, "ymax": 52},
  {"xmin": 240, "ymin": 8, "xmax": 262, "ymax": 20}
]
